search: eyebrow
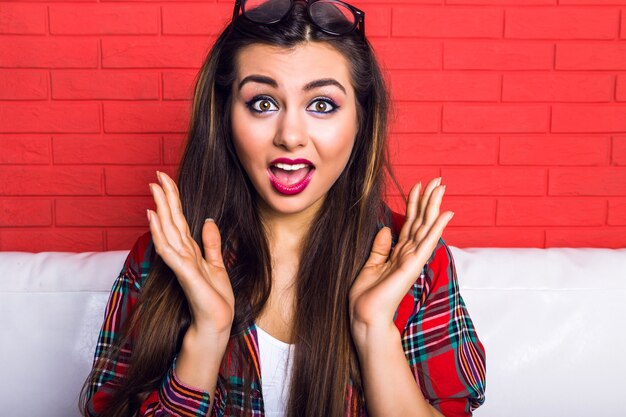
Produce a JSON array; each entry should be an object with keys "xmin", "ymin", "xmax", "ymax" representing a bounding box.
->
[{"xmin": 237, "ymin": 74, "xmax": 347, "ymax": 95}]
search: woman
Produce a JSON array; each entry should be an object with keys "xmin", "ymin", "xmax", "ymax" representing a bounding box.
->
[{"xmin": 80, "ymin": 1, "xmax": 486, "ymax": 416}]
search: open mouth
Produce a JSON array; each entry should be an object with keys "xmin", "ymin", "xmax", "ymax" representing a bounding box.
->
[{"xmin": 267, "ymin": 162, "xmax": 316, "ymax": 195}]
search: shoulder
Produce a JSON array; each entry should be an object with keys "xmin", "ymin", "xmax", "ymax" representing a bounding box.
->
[{"xmin": 122, "ymin": 230, "xmax": 157, "ymax": 289}]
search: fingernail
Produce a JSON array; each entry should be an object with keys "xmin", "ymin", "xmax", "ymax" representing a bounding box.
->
[
  {"xmin": 437, "ymin": 177, "xmax": 442, "ymax": 186},
  {"xmin": 146, "ymin": 209, "xmax": 151, "ymax": 222},
  {"xmin": 442, "ymin": 185, "xmax": 446, "ymax": 194},
  {"xmin": 148, "ymin": 183, "xmax": 154, "ymax": 194},
  {"xmin": 156, "ymin": 170, "xmax": 162, "ymax": 183},
  {"xmin": 450, "ymin": 211, "xmax": 455, "ymax": 219},
  {"xmin": 205, "ymin": 218, "xmax": 215, "ymax": 223}
]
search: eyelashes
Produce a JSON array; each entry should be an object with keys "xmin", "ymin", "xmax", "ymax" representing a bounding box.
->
[{"xmin": 244, "ymin": 94, "xmax": 340, "ymax": 115}]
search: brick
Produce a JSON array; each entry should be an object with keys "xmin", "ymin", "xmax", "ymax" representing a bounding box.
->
[
  {"xmin": 0, "ymin": 198, "xmax": 51, "ymax": 226},
  {"xmin": 448, "ymin": 0, "xmax": 553, "ymax": 4},
  {"xmin": 391, "ymin": 103, "xmax": 441, "ymax": 133},
  {"xmin": 556, "ymin": 43, "xmax": 626, "ymax": 70},
  {"xmin": 443, "ymin": 228, "xmax": 546, "ymax": 248},
  {"xmin": 560, "ymin": 0, "xmax": 626, "ymax": 5},
  {"xmin": 370, "ymin": 39, "xmax": 441, "ymax": 70},
  {"xmin": 444, "ymin": 41, "xmax": 553, "ymax": 70},
  {"xmin": 608, "ymin": 198, "xmax": 626, "ymax": 225},
  {"xmin": 552, "ymin": 105, "xmax": 626, "ymax": 133},
  {"xmin": 0, "ymin": 229, "xmax": 104, "ymax": 252},
  {"xmin": 614, "ymin": 136, "xmax": 626, "ymax": 165},
  {"xmin": 359, "ymin": 5, "xmax": 391, "ymax": 37},
  {"xmin": 51, "ymin": 70, "xmax": 159, "ymax": 100},
  {"xmin": 545, "ymin": 228, "xmax": 626, "ymax": 248},
  {"xmin": 0, "ymin": 4, "xmax": 46, "ymax": 34},
  {"xmin": 502, "ymin": 73, "xmax": 613, "ymax": 102},
  {"xmin": 505, "ymin": 8, "xmax": 618, "ymax": 39},
  {"xmin": 389, "ymin": 71, "xmax": 500, "ymax": 102},
  {"xmin": 0, "ymin": 69, "xmax": 48, "ymax": 100},
  {"xmin": 104, "ymin": 166, "xmax": 178, "ymax": 195},
  {"xmin": 0, "ymin": 102, "xmax": 100, "ymax": 133},
  {"xmin": 617, "ymin": 75, "xmax": 626, "ymax": 101},
  {"xmin": 0, "ymin": 36, "xmax": 98, "ymax": 68},
  {"xmin": 49, "ymin": 4, "xmax": 157, "ymax": 35},
  {"xmin": 163, "ymin": 71, "xmax": 197, "ymax": 100},
  {"xmin": 103, "ymin": 102, "xmax": 190, "ymax": 133},
  {"xmin": 385, "ymin": 165, "xmax": 441, "ymax": 195},
  {"xmin": 383, "ymin": 195, "xmax": 496, "ymax": 226},
  {"xmin": 102, "ymin": 37, "xmax": 213, "ymax": 68},
  {"xmin": 0, "ymin": 135, "xmax": 50, "ymax": 164},
  {"xmin": 389, "ymin": 134, "xmax": 498, "ymax": 165},
  {"xmin": 106, "ymin": 228, "xmax": 149, "ymax": 251},
  {"xmin": 500, "ymin": 135, "xmax": 609, "ymax": 165},
  {"xmin": 163, "ymin": 3, "xmax": 231, "ymax": 35},
  {"xmin": 497, "ymin": 197, "xmax": 606, "ymax": 226},
  {"xmin": 55, "ymin": 197, "xmax": 153, "ymax": 227},
  {"xmin": 392, "ymin": 6, "xmax": 502, "ymax": 38},
  {"xmin": 163, "ymin": 134, "xmax": 186, "ymax": 165},
  {"xmin": 622, "ymin": 9, "xmax": 626, "ymax": 38},
  {"xmin": 52, "ymin": 134, "xmax": 161, "ymax": 165},
  {"xmin": 443, "ymin": 104, "xmax": 548, "ymax": 133},
  {"xmin": 0, "ymin": 166, "xmax": 101, "ymax": 195},
  {"xmin": 441, "ymin": 167, "xmax": 547, "ymax": 195},
  {"xmin": 549, "ymin": 167, "xmax": 626, "ymax": 195}
]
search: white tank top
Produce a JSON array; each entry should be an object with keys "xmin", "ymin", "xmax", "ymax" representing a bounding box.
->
[{"xmin": 255, "ymin": 323, "xmax": 296, "ymax": 416}]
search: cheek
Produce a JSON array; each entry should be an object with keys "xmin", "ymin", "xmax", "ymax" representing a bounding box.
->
[
  {"xmin": 230, "ymin": 108, "xmax": 266, "ymax": 169},
  {"xmin": 315, "ymin": 119, "xmax": 357, "ymax": 165}
]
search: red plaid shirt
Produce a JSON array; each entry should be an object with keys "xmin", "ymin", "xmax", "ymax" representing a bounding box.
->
[{"xmin": 85, "ymin": 206, "xmax": 486, "ymax": 416}]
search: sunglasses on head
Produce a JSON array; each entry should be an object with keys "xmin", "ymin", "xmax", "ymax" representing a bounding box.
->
[{"xmin": 232, "ymin": 0, "xmax": 366, "ymax": 40}]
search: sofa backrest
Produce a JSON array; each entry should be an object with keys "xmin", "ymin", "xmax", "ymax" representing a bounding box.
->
[{"xmin": 1, "ymin": 247, "xmax": 625, "ymax": 416}]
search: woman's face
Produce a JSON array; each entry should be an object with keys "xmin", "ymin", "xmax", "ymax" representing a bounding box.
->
[{"xmin": 230, "ymin": 42, "xmax": 358, "ymax": 220}]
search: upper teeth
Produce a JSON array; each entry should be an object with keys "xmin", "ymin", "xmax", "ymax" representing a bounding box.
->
[{"xmin": 274, "ymin": 163, "xmax": 308, "ymax": 171}]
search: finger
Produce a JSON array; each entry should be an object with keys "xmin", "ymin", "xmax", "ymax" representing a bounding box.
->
[
  {"xmin": 398, "ymin": 182, "xmax": 421, "ymax": 243},
  {"xmin": 147, "ymin": 208, "xmax": 179, "ymax": 273},
  {"xmin": 363, "ymin": 226, "xmax": 392, "ymax": 268},
  {"xmin": 202, "ymin": 218, "xmax": 225, "ymax": 269},
  {"xmin": 419, "ymin": 184, "xmax": 445, "ymax": 236},
  {"xmin": 157, "ymin": 171, "xmax": 191, "ymax": 238},
  {"xmin": 414, "ymin": 185, "xmax": 447, "ymax": 244},
  {"xmin": 414, "ymin": 211, "xmax": 454, "ymax": 260},
  {"xmin": 412, "ymin": 177, "xmax": 441, "ymax": 237},
  {"xmin": 150, "ymin": 182, "xmax": 183, "ymax": 248}
]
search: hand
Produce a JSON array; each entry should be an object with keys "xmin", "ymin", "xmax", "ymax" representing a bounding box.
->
[
  {"xmin": 349, "ymin": 177, "xmax": 454, "ymax": 344},
  {"xmin": 147, "ymin": 171, "xmax": 234, "ymax": 337}
]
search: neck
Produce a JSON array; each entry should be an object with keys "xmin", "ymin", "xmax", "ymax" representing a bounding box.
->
[{"xmin": 258, "ymin": 198, "xmax": 324, "ymax": 257}]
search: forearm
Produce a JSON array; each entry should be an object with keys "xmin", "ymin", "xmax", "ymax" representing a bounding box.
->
[
  {"xmin": 354, "ymin": 324, "xmax": 445, "ymax": 417},
  {"xmin": 175, "ymin": 325, "xmax": 230, "ymax": 411}
]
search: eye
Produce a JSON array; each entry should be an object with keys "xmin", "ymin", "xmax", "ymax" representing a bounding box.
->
[
  {"xmin": 307, "ymin": 98, "xmax": 338, "ymax": 114},
  {"xmin": 246, "ymin": 95, "xmax": 278, "ymax": 113}
]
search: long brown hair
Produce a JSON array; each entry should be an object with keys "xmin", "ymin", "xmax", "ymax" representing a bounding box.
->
[{"xmin": 80, "ymin": 2, "xmax": 403, "ymax": 416}]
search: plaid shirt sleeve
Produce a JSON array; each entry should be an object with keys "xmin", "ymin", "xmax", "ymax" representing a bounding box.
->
[
  {"xmin": 84, "ymin": 231, "xmax": 228, "ymax": 417},
  {"xmin": 400, "ymin": 238, "xmax": 486, "ymax": 417}
]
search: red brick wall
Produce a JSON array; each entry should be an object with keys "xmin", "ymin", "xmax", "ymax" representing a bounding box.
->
[{"xmin": 0, "ymin": 0, "xmax": 624, "ymax": 250}]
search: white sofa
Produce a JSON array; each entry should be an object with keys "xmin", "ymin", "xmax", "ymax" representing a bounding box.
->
[{"xmin": 1, "ymin": 245, "xmax": 625, "ymax": 417}]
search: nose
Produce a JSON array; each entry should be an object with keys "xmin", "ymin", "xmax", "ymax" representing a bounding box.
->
[{"xmin": 273, "ymin": 107, "xmax": 308, "ymax": 150}]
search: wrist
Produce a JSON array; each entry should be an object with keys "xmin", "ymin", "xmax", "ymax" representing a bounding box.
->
[
  {"xmin": 351, "ymin": 320, "xmax": 401, "ymax": 353},
  {"xmin": 185, "ymin": 323, "xmax": 231, "ymax": 353}
]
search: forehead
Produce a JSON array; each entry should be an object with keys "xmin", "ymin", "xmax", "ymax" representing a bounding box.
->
[{"xmin": 234, "ymin": 42, "xmax": 353, "ymax": 91}]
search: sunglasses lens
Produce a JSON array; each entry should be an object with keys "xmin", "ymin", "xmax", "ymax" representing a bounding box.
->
[
  {"xmin": 243, "ymin": 0, "xmax": 292, "ymax": 23},
  {"xmin": 309, "ymin": 0, "xmax": 357, "ymax": 35}
]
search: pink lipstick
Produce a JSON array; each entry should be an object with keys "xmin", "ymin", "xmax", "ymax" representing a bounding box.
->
[{"xmin": 268, "ymin": 158, "xmax": 315, "ymax": 196}]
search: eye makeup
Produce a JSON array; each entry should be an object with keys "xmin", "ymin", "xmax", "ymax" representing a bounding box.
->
[{"xmin": 244, "ymin": 94, "xmax": 341, "ymax": 115}]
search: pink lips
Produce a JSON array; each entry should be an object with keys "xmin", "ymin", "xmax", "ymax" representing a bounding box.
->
[{"xmin": 268, "ymin": 157, "xmax": 315, "ymax": 196}]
